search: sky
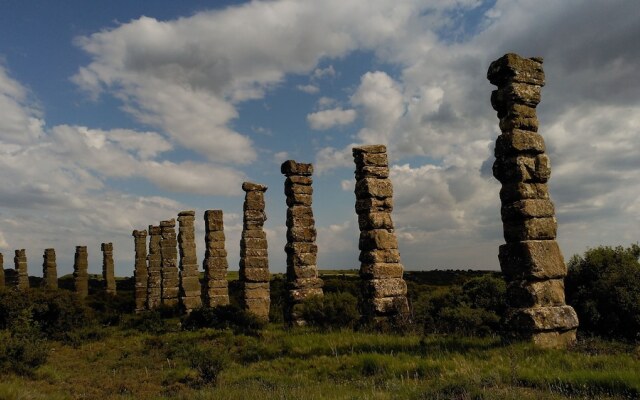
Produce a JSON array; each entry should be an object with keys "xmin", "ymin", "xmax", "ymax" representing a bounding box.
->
[{"xmin": 0, "ymin": 0, "xmax": 638, "ymax": 277}]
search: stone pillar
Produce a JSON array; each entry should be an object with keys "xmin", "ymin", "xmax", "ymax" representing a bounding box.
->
[
  {"xmin": 239, "ymin": 182, "xmax": 270, "ymax": 321},
  {"xmin": 147, "ymin": 225, "xmax": 162, "ymax": 309},
  {"xmin": 178, "ymin": 211, "xmax": 202, "ymax": 313},
  {"xmin": 0, "ymin": 253, "xmax": 4, "ymax": 289},
  {"xmin": 281, "ymin": 160, "xmax": 323, "ymax": 325},
  {"xmin": 101, "ymin": 242, "xmax": 116, "ymax": 295},
  {"xmin": 488, "ymin": 53, "xmax": 578, "ymax": 348},
  {"xmin": 13, "ymin": 249, "xmax": 29, "ymax": 290},
  {"xmin": 203, "ymin": 210, "xmax": 229, "ymax": 307},
  {"xmin": 353, "ymin": 145, "xmax": 409, "ymax": 325},
  {"xmin": 132, "ymin": 230, "xmax": 147, "ymax": 312},
  {"xmin": 73, "ymin": 246, "xmax": 89, "ymax": 299},
  {"xmin": 42, "ymin": 248, "xmax": 58, "ymax": 289},
  {"xmin": 160, "ymin": 219, "xmax": 179, "ymax": 307}
]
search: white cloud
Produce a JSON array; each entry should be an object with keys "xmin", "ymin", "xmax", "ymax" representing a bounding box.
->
[
  {"xmin": 312, "ymin": 65, "xmax": 336, "ymax": 80},
  {"xmin": 307, "ymin": 107, "xmax": 357, "ymax": 130},
  {"xmin": 296, "ymin": 84, "xmax": 319, "ymax": 94}
]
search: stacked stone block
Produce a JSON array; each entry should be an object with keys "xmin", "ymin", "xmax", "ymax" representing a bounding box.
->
[
  {"xmin": 239, "ymin": 182, "xmax": 270, "ymax": 321},
  {"xmin": 178, "ymin": 211, "xmax": 202, "ymax": 313},
  {"xmin": 13, "ymin": 249, "xmax": 29, "ymax": 290},
  {"xmin": 0, "ymin": 253, "xmax": 4, "ymax": 289},
  {"xmin": 160, "ymin": 219, "xmax": 179, "ymax": 307},
  {"xmin": 147, "ymin": 225, "xmax": 162, "ymax": 309},
  {"xmin": 203, "ymin": 210, "xmax": 230, "ymax": 307},
  {"xmin": 281, "ymin": 160, "xmax": 323, "ymax": 325},
  {"xmin": 102, "ymin": 242, "xmax": 116, "ymax": 295},
  {"xmin": 488, "ymin": 53, "xmax": 578, "ymax": 348},
  {"xmin": 353, "ymin": 145, "xmax": 409, "ymax": 324},
  {"xmin": 42, "ymin": 248, "xmax": 58, "ymax": 289},
  {"xmin": 73, "ymin": 246, "xmax": 89, "ymax": 299},
  {"xmin": 132, "ymin": 230, "xmax": 148, "ymax": 312}
]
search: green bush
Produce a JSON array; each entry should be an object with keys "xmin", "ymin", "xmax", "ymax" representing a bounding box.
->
[
  {"xmin": 182, "ymin": 304, "xmax": 265, "ymax": 336},
  {"xmin": 0, "ymin": 310, "xmax": 49, "ymax": 375},
  {"xmin": 188, "ymin": 347, "xmax": 227, "ymax": 387},
  {"xmin": 301, "ymin": 292, "xmax": 360, "ymax": 330},
  {"xmin": 87, "ymin": 291, "xmax": 135, "ymax": 326},
  {"xmin": 125, "ymin": 311, "xmax": 172, "ymax": 334},
  {"xmin": 566, "ymin": 244, "xmax": 640, "ymax": 339}
]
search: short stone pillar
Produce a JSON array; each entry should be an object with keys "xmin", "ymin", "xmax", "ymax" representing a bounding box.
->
[
  {"xmin": 353, "ymin": 145, "xmax": 409, "ymax": 325},
  {"xmin": 203, "ymin": 210, "xmax": 230, "ymax": 307},
  {"xmin": 42, "ymin": 248, "xmax": 58, "ymax": 289},
  {"xmin": 160, "ymin": 219, "xmax": 179, "ymax": 307},
  {"xmin": 73, "ymin": 246, "xmax": 89, "ymax": 299},
  {"xmin": 239, "ymin": 182, "xmax": 270, "ymax": 321},
  {"xmin": 178, "ymin": 211, "xmax": 202, "ymax": 313},
  {"xmin": 488, "ymin": 53, "xmax": 578, "ymax": 348},
  {"xmin": 281, "ymin": 160, "xmax": 323, "ymax": 325},
  {"xmin": 0, "ymin": 253, "xmax": 5, "ymax": 289},
  {"xmin": 101, "ymin": 242, "xmax": 116, "ymax": 295},
  {"xmin": 132, "ymin": 230, "xmax": 148, "ymax": 312},
  {"xmin": 147, "ymin": 225, "xmax": 162, "ymax": 309},
  {"xmin": 13, "ymin": 249, "xmax": 29, "ymax": 290}
]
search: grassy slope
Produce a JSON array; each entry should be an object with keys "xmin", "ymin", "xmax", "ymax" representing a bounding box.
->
[{"xmin": 1, "ymin": 324, "xmax": 638, "ymax": 400}]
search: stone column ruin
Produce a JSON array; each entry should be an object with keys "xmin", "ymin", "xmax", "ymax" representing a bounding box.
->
[
  {"xmin": 353, "ymin": 145, "xmax": 409, "ymax": 325},
  {"xmin": 239, "ymin": 182, "xmax": 270, "ymax": 321},
  {"xmin": 73, "ymin": 246, "xmax": 89, "ymax": 299},
  {"xmin": 42, "ymin": 248, "xmax": 58, "ymax": 289},
  {"xmin": 132, "ymin": 230, "xmax": 148, "ymax": 312},
  {"xmin": 102, "ymin": 242, "xmax": 116, "ymax": 295},
  {"xmin": 178, "ymin": 211, "xmax": 202, "ymax": 313},
  {"xmin": 147, "ymin": 225, "xmax": 162, "ymax": 309},
  {"xmin": 281, "ymin": 160, "xmax": 323, "ymax": 325},
  {"xmin": 160, "ymin": 219, "xmax": 179, "ymax": 307},
  {"xmin": 203, "ymin": 210, "xmax": 230, "ymax": 307},
  {"xmin": 13, "ymin": 249, "xmax": 29, "ymax": 290},
  {"xmin": 488, "ymin": 53, "xmax": 578, "ymax": 348}
]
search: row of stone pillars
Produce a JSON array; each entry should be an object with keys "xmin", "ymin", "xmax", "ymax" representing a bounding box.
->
[{"xmin": 0, "ymin": 244, "xmax": 117, "ymax": 297}]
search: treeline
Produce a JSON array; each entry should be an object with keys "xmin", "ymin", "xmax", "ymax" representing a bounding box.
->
[{"xmin": 1, "ymin": 244, "xmax": 639, "ymax": 375}]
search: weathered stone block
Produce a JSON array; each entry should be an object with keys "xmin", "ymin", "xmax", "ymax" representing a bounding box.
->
[
  {"xmin": 355, "ymin": 166, "xmax": 390, "ymax": 180},
  {"xmin": 242, "ymin": 182, "xmax": 268, "ymax": 192},
  {"xmin": 354, "ymin": 152, "xmax": 388, "ymax": 168},
  {"xmin": 359, "ymin": 249, "xmax": 401, "ymax": 264},
  {"xmin": 288, "ymin": 277, "xmax": 324, "ymax": 290},
  {"xmin": 365, "ymin": 278, "xmax": 407, "ymax": 298},
  {"xmin": 501, "ymin": 199, "xmax": 555, "ymax": 221},
  {"xmin": 503, "ymin": 217, "xmax": 557, "ymax": 242},
  {"xmin": 499, "ymin": 240, "xmax": 566, "ymax": 280},
  {"xmin": 353, "ymin": 144, "xmax": 387, "ymax": 155},
  {"xmin": 358, "ymin": 212, "xmax": 394, "ymax": 230},
  {"xmin": 286, "ymin": 193, "xmax": 312, "ymax": 207},
  {"xmin": 487, "ymin": 53, "xmax": 545, "ymax": 87},
  {"xmin": 281, "ymin": 160, "xmax": 313, "ymax": 176},
  {"xmin": 495, "ymin": 130, "xmax": 545, "ymax": 157},
  {"xmin": 287, "ymin": 252, "xmax": 317, "ymax": 267},
  {"xmin": 360, "ymin": 263, "xmax": 404, "ymax": 279},
  {"xmin": 359, "ymin": 229, "xmax": 398, "ymax": 251},
  {"xmin": 241, "ymin": 238, "xmax": 268, "ymax": 250},
  {"xmin": 493, "ymin": 154, "xmax": 550, "ymax": 183},
  {"xmin": 289, "ymin": 287, "xmax": 324, "ymax": 302},
  {"xmin": 491, "ymin": 82, "xmax": 542, "ymax": 110},
  {"xmin": 506, "ymin": 279, "xmax": 566, "ymax": 308},
  {"xmin": 240, "ymin": 257, "xmax": 269, "ymax": 269},
  {"xmin": 288, "ymin": 175, "xmax": 312, "ymax": 185},
  {"xmin": 285, "ymin": 184, "xmax": 313, "ymax": 196},
  {"xmin": 286, "ymin": 227, "xmax": 317, "ymax": 242},
  {"xmin": 243, "ymin": 282, "xmax": 270, "ymax": 299},
  {"xmin": 370, "ymin": 296, "xmax": 410, "ymax": 315},
  {"xmin": 288, "ymin": 264, "xmax": 319, "ymax": 279},
  {"xmin": 355, "ymin": 178, "xmax": 393, "ymax": 199},
  {"xmin": 355, "ymin": 197, "xmax": 393, "ymax": 214},
  {"xmin": 504, "ymin": 305, "xmax": 579, "ymax": 332},
  {"xmin": 500, "ymin": 182, "xmax": 549, "ymax": 203}
]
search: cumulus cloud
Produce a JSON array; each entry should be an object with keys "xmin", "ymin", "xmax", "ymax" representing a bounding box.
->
[
  {"xmin": 307, "ymin": 107, "xmax": 357, "ymax": 130},
  {"xmin": 296, "ymin": 84, "xmax": 319, "ymax": 94}
]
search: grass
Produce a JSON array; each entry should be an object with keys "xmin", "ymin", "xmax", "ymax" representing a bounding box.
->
[{"xmin": 1, "ymin": 323, "xmax": 638, "ymax": 399}]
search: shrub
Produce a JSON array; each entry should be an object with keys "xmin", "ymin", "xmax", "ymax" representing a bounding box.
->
[
  {"xmin": 566, "ymin": 244, "xmax": 640, "ymax": 339},
  {"xmin": 0, "ymin": 310, "xmax": 49, "ymax": 375},
  {"xmin": 125, "ymin": 311, "xmax": 172, "ymax": 334},
  {"xmin": 87, "ymin": 291, "xmax": 135, "ymax": 326},
  {"xmin": 182, "ymin": 304, "xmax": 265, "ymax": 336},
  {"xmin": 301, "ymin": 292, "xmax": 360, "ymax": 330},
  {"xmin": 188, "ymin": 347, "xmax": 227, "ymax": 387}
]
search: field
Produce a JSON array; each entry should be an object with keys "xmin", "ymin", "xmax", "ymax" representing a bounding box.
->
[{"xmin": 2, "ymin": 323, "xmax": 640, "ymax": 399}]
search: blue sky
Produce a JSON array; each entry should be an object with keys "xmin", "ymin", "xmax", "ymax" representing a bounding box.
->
[{"xmin": 0, "ymin": 0, "xmax": 639, "ymax": 276}]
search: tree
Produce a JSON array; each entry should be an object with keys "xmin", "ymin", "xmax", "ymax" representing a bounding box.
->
[{"xmin": 565, "ymin": 244, "xmax": 640, "ymax": 339}]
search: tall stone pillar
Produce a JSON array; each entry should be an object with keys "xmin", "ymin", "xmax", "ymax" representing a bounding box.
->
[
  {"xmin": 488, "ymin": 53, "xmax": 578, "ymax": 348},
  {"xmin": 239, "ymin": 182, "xmax": 270, "ymax": 321},
  {"xmin": 178, "ymin": 211, "xmax": 202, "ymax": 313},
  {"xmin": 353, "ymin": 145, "xmax": 409, "ymax": 325},
  {"xmin": 160, "ymin": 219, "xmax": 179, "ymax": 307},
  {"xmin": 147, "ymin": 225, "xmax": 162, "ymax": 309},
  {"xmin": 132, "ymin": 230, "xmax": 148, "ymax": 312},
  {"xmin": 281, "ymin": 160, "xmax": 323, "ymax": 325},
  {"xmin": 42, "ymin": 248, "xmax": 58, "ymax": 289},
  {"xmin": 101, "ymin": 242, "xmax": 116, "ymax": 295},
  {"xmin": 203, "ymin": 210, "xmax": 229, "ymax": 307},
  {"xmin": 14, "ymin": 249, "xmax": 29, "ymax": 290},
  {"xmin": 73, "ymin": 246, "xmax": 89, "ymax": 299},
  {"xmin": 0, "ymin": 253, "xmax": 4, "ymax": 289}
]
